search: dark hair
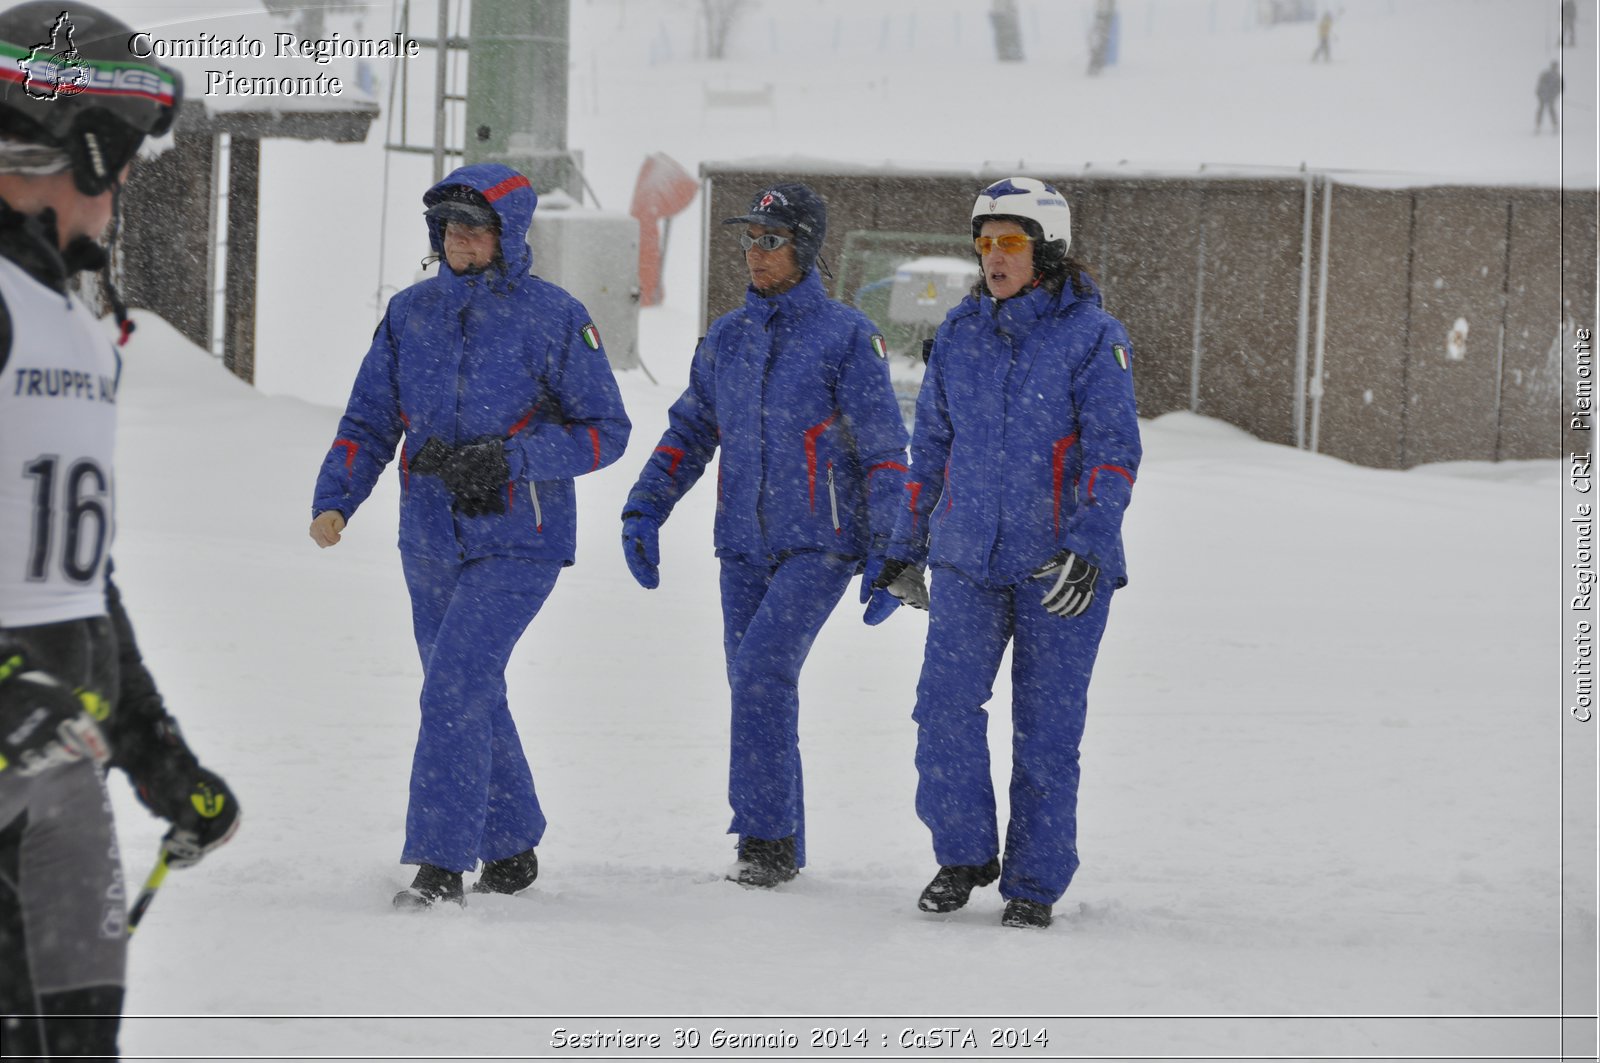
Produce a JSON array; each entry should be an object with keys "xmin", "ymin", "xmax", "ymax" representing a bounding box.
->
[{"xmin": 971, "ymin": 215, "xmax": 1094, "ymax": 300}]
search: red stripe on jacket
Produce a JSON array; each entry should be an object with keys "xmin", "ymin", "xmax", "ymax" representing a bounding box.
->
[
  {"xmin": 507, "ymin": 405, "xmax": 540, "ymax": 436},
  {"xmin": 802, "ymin": 414, "xmax": 837, "ymax": 512},
  {"xmin": 332, "ymin": 439, "xmax": 358, "ymax": 470},
  {"xmin": 1051, "ymin": 433, "xmax": 1080, "ymax": 534},
  {"xmin": 655, "ymin": 445, "xmax": 686, "ymax": 476},
  {"xmin": 483, "ymin": 174, "xmax": 532, "ymax": 202},
  {"xmin": 1086, "ymin": 464, "xmax": 1135, "ymax": 502}
]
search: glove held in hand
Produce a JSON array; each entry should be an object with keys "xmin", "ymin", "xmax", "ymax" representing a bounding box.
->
[
  {"xmin": 864, "ymin": 558, "xmax": 929, "ymax": 622},
  {"xmin": 1031, "ymin": 550, "xmax": 1099, "ymax": 618},
  {"xmin": 409, "ymin": 437, "xmax": 452, "ymax": 477},
  {"xmin": 0, "ymin": 650, "xmax": 110, "ymax": 777},
  {"xmin": 136, "ymin": 758, "xmax": 240, "ymax": 869},
  {"xmin": 445, "ymin": 439, "xmax": 510, "ymax": 517}
]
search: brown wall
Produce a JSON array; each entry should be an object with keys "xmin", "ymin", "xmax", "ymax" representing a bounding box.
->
[
  {"xmin": 703, "ymin": 164, "xmax": 1590, "ymax": 469},
  {"xmin": 1316, "ymin": 185, "xmax": 1413, "ymax": 469},
  {"xmin": 120, "ymin": 130, "xmax": 216, "ymax": 352},
  {"xmin": 1191, "ymin": 184, "xmax": 1306, "ymax": 448},
  {"xmin": 1402, "ymin": 188, "xmax": 1511, "ymax": 465},
  {"xmin": 1088, "ymin": 182, "xmax": 1204, "ymax": 420}
]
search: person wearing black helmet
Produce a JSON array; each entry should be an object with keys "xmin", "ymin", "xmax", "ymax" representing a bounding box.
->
[
  {"xmin": 620, "ymin": 182, "xmax": 910, "ymax": 888},
  {"xmin": 0, "ymin": 4, "xmax": 239, "ymax": 1055},
  {"xmin": 873, "ymin": 177, "xmax": 1141, "ymax": 929}
]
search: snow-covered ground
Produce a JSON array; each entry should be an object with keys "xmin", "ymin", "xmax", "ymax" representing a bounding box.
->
[
  {"xmin": 108, "ymin": 300, "xmax": 1562, "ymax": 1059},
  {"xmin": 60, "ymin": 0, "xmax": 1596, "ymax": 1059}
]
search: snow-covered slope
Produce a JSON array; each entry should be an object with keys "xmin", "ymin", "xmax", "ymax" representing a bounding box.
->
[
  {"xmin": 70, "ymin": 0, "xmax": 1585, "ymax": 1057},
  {"xmin": 102, "ymin": 297, "xmax": 1558, "ymax": 1056}
]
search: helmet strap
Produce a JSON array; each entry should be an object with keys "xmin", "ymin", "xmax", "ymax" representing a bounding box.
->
[{"xmin": 101, "ymin": 179, "xmax": 133, "ymax": 344}]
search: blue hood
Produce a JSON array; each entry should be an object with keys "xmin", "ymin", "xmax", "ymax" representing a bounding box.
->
[{"xmin": 423, "ymin": 163, "xmax": 537, "ymax": 278}]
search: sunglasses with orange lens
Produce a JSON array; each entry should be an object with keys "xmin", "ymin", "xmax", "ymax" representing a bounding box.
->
[{"xmin": 974, "ymin": 233, "xmax": 1034, "ymax": 255}]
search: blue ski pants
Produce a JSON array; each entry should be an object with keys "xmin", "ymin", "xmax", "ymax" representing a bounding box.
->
[
  {"xmin": 719, "ymin": 551, "xmax": 854, "ymax": 867},
  {"xmin": 912, "ymin": 565, "xmax": 1112, "ymax": 905},
  {"xmin": 400, "ymin": 554, "xmax": 561, "ymax": 872}
]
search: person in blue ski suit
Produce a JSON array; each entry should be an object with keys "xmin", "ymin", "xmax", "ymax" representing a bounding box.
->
[
  {"xmin": 620, "ymin": 182, "xmax": 909, "ymax": 887},
  {"xmin": 869, "ymin": 178, "xmax": 1141, "ymax": 929},
  {"xmin": 309, "ymin": 163, "xmax": 630, "ymax": 909}
]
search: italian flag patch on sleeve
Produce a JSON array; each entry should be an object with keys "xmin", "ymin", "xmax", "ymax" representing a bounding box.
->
[
  {"xmin": 870, "ymin": 333, "xmax": 888, "ymax": 359},
  {"xmin": 1112, "ymin": 343, "xmax": 1131, "ymax": 371},
  {"xmin": 581, "ymin": 323, "xmax": 602, "ymax": 350}
]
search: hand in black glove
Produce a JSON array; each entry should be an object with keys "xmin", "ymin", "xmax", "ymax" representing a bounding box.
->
[
  {"xmin": 444, "ymin": 438, "xmax": 510, "ymax": 517},
  {"xmin": 865, "ymin": 558, "xmax": 929, "ymax": 624},
  {"xmin": 408, "ymin": 437, "xmax": 452, "ymax": 477},
  {"xmin": 134, "ymin": 754, "xmax": 240, "ymax": 869},
  {"xmin": 0, "ymin": 645, "xmax": 111, "ymax": 777},
  {"xmin": 1031, "ymin": 550, "xmax": 1100, "ymax": 618}
]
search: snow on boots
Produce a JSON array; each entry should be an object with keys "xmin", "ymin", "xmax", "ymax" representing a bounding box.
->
[
  {"xmin": 917, "ymin": 858, "xmax": 1001, "ymax": 913},
  {"xmin": 393, "ymin": 864, "xmax": 464, "ymax": 910},
  {"xmin": 472, "ymin": 848, "xmax": 538, "ymax": 895},
  {"xmin": 729, "ymin": 836, "xmax": 798, "ymax": 888}
]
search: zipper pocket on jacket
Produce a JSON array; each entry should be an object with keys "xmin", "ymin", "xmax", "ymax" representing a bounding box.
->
[
  {"xmin": 528, "ymin": 481, "xmax": 543, "ymax": 532},
  {"xmin": 826, "ymin": 462, "xmax": 841, "ymax": 534}
]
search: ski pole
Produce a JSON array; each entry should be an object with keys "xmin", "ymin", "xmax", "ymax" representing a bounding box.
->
[{"xmin": 127, "ymin": 847, "xmax": 170, "ymax": 936}]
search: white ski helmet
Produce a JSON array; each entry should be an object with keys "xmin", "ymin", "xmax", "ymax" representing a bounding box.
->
[{"xmin": 970, "ymin": 177, "xmax": 1072, "ymax": 253}]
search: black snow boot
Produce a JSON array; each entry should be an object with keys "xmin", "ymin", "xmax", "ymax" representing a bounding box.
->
[
  {"xmin": 917, "ymin": 857, "xmax": 1000, "ymax": 913},
  {"xmin": 728, "ymin": 835, "xmax": 798, "ymax": 888},
  {"xmin": 392, "ymin": 864, "xmax": 464, "ymax": 910},
  {"xmin": 472, "ymin": 847, "xmax": 538, "ymax": 895},
  {"xmin": 1001, "ymin": 898, "xmax": 1053, "ymax": 929}
]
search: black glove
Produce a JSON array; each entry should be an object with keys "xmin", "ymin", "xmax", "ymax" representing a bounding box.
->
[
  {"xmin": 443, "ymin": 438, "xmax": 510, "ymax": 517},
  {"xmin": 1031, "ymin": 550, "xmax": 1100, "ymax": 618},
  {"xmin": 870, "ymin": 558, "xmax": 930, "ymax": 611},
  {"xmin": 0, "ymin": 644, "xmax": 111, "ymax": 777},
  {"xmin": 409, "ymin": 437, "xmax": 452, "ymax": 477},
  {"xmin": 134, "ymin": 749, "xmax": 240, "ymax": 869}
]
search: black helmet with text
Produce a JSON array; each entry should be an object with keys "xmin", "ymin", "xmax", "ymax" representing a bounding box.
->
[{"xmin": 0, "ymin": 2, "xmax": 182, "ymax": 196}]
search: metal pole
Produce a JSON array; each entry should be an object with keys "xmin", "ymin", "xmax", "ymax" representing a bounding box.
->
[
  {"xmin": 1293, "ymin": 170, "xmax": 1314, "ymax": 449},
  {"xmin": 1189, "ymin": 217, "xmax": 1207, "ymax": 413},
  {"xmin": 433, "ymin": 0, "xmax": 448, "ymax": 184},
  {"xmin": 1309, "ymin": 180, "xmax": 1334, "ymax": 454}
]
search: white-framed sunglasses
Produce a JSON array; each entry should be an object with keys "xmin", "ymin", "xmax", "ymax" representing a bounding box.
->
[{"xmin": 739, "ymin": 232, "xmax": 792, "ymax": 252}]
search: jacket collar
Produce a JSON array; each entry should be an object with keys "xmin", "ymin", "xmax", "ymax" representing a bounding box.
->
[
  {"xmin": 742, "ymin": 268, "xmax": 827, "ymax": 325},
  {"xmin": 951, "ymin": 274, "xmax": 1105, "ymax": 330}
]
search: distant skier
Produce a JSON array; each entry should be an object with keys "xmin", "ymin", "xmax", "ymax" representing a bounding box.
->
[
  {"xmin": 309, "ymin": 164, "xmax": 630, "ymax": 910},
  {"xmin": 0, "ymin": 3, "xmax": 240, "ymax": 1056},
  {"xmin": 1536, "ymin": 60, "xmax": 1563, "ymax": 132},
  {"xmin": 1561, "ymin": 0, "xmax": 1577, "ymax": 47},
  {"xmin": 620, "ymin": 182, "xmax": 910, "ymax": 889},
  {"xmin": 1086, "ymin": 0, "xmax": 1116, "ymax": 76},
  {"xmin": 872, "ymin": 178, "xmax": 1141, "ymax": 929},
  {"xmin": 1311, "ymin": 11, "xmax": 1333, "ymax": 62}
]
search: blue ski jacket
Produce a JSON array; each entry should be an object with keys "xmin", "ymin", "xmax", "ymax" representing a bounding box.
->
[
  {"xmin": 625, "ymin": 270, "xmax": 909, "ymax": 563},
  {"xmin": 887, "ymin": 279, "xmax": 1141, "ymax": 587},
  {"xmin": 312, "ymin": 163, "xmax": 631, "ymax": 564}
]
